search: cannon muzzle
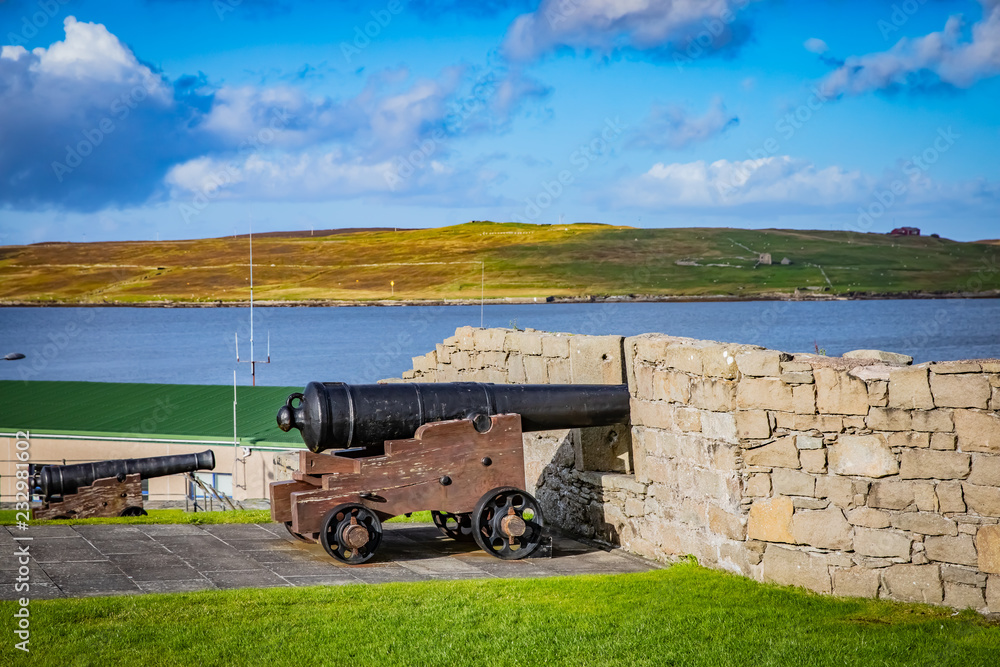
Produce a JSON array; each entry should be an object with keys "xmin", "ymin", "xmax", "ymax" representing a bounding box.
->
[
  {"xmin": 278, "ymin": 382, "xmax": 631, "ymax": 453},
  {"xmin": 39, "ymin": 450, "xmax": 216, "ymax": 500}
]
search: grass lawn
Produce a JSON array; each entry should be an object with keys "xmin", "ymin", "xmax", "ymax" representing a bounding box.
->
[
  {"xmin": 1, "ymin": 563, "xmax": 997, "ymax": 666},
  {"xmin": 0, "ymin": 509, "xmax": 432, "ymax": 526}
]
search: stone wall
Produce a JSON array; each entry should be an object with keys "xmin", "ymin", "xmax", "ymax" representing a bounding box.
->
[{"xmin": 394, "ymin": 326, "xmax": 1000, "ymax": 613}]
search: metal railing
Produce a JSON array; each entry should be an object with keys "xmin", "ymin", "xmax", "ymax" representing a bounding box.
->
[{"xmin": 184, "ymin": 472, "xmax": 245, "ymax": 512}]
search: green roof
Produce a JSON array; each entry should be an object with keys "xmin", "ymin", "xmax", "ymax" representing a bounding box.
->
[{"xmin": 0, "ymin": 381, "xmax": 305, "ymax": 446}]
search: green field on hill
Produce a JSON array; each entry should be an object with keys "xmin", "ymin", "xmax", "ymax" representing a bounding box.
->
[{"xmin": 1, "ymin": 222, "xmax": 998, "ymax": 303}]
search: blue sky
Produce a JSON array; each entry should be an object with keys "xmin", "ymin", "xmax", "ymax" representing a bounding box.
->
[{"xmin": 1, "ymin": 0, "xmax": 998, "ymax": 244}]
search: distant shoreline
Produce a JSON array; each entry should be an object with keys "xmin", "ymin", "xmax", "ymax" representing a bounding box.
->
[{"xmin": 2, "ymin": 290, "xmax": 999, "ymax": 308}]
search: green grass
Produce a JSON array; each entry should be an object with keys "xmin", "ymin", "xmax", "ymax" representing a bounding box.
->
[
  {"xmin": 0, "ymin": 509, "xmax": 432, "ymax": 526},
  {"xmin": 2, "ymin": 222, "xmax": 997, "ymax": 303},
  {"xmin": 2, "ymin": 564, "xmax": 997, "ymax": 666}
]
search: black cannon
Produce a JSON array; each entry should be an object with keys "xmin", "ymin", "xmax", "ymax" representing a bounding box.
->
[
  {"xmin": 277, "ymin": 381, "xmax": 631, "ymax": 453},
  {"xmin": 271, "ymin": 382, "xmax": 631, "ymax": 564},
  {"xmin": 33, "ymin": 450, "xmax": 216, "ymax": 520}
]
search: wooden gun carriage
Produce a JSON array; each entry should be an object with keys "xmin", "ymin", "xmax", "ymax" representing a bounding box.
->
[{"xmin": 270, "ymin": 381, "xmax": 630, "ymax": 564}]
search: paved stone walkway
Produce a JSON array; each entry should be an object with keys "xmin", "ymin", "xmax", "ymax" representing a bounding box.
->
[{"xmin": 1, "ymin": 523, "xmax": 658, "ymax": 599}]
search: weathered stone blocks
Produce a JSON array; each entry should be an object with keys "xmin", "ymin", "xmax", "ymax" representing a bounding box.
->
[
  {"xmin": 969, "ymin": 454, "xmax": 1000, "ymax": 487},
  {"xmin": 569, "ymin": 335, "xmax": 625, "ymax": 384},
  {"xmin": 815, "ymin": 368, "xmax": 870, "ymax": 415},
  {"xmin": 888, "ymin": 367, "xmax": 935, "ymax": 410},
  {"xmin": 736, "ymin": 378, "xmax": 794, "ymax": 412},
  {"xmin": 976, "ymin": 525, "xmax": 1000, "ymax": 574},
  {"xmin": 747, "ymin": 496, "xmax": 794, "ymax": 543},
  {"xmin": 736, "ymin": 349, "xmax": 788, "ymax": 377},
  {"xmin": 891, "ymin": 512, "xmax": 957, "ymax": 536},
  {"xmin": 925, "ymin": 535, "xmax": 978, "ymax": 567},
  {"xmin": 962, "ymin": 483, "xmax": 1000, "ymax": 516},
  {"xmin": 791, "ymin": 507, "xmax": 852, "ymax": 550},
  {"xmin": 744, "ymin": 437, "xmax": 799, "ymax": 468},
  {"xmin": 854, "ymin": 527, "xmax": 911, "ymax": 558},
  {"xmin": 899, "ymin": 450, "xmax": 970, "ymax": 480},
  {"xmin": 829, "ymin": 435, "xmax": 898, "ymax": 478},
  {"xmin": 882, "ymin": 564, "xmax": 943, "ymax": 604},
  {"xmin": 833, "ymin": 567, "xmax": 880, "ymax": 598},
  {"xmin": 954, "ymin": 410, "xmax": 1000, "ymax": 453},
  {"xmin": 735, "ymin": 410, "xmax": 772, "ymax": 439},
  {"xmin": 931, "ymin": 373, "xmax": 991, "ymax": 409},
  {"xmin": 761, "ymin": 544, "xmax": 832, "ymax": 593}
]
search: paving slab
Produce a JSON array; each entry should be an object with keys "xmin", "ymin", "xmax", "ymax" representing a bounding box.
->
[{"xmin": 5, "ymin": 522, "xmax": 660, "ymax": 598}]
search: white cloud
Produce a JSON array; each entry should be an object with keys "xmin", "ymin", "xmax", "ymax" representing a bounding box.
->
[
  {"xmin": 627, "ymin": 97, "xmax": 738, "ymax": 150},
  {"xmin": 803, "ymin": 37, "xmax": 828, "ymax": 54},
  {"xmin": 819, "ymin": 0, "xmax": 1000, "ymax": 97},
  {"xmin": 502, "ymin": 0, "xmax": 759, "ymax": 62},
  {"xmin": 609, "ymin": 156, "xmax": 873, "ymax": 208}
]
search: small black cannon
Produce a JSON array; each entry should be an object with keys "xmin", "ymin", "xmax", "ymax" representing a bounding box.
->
[
  {"xmin": 271, "ymin": 382, "xmax": 630, "ymax": 564},
  {"xmin": 32, "ymin": 450, "xmax": 216, "ymax": 520}
]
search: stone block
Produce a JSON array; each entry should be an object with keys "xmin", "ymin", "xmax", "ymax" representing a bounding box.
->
[
  {"xmin": 817, "ymin": 475, "xmax": 855, "ymax": 509},
  {"xmin": 930, "ymin": 433, "xmax": 957, "ymax": 450},
  {"xmin": 866, "ymin": 408, "xmax": 912, "ymax": 431},
  {"xmin": 569, "ymin": 335, "xmax": 625, "ymax": 384},
  {"xmin": 882, "ymin": 564, "xmax": 943, "ymax": 604},
  {"xmin": 546, "ymin": 357, "xmax": 571, "ymax": 384},
  {"xmin": 782, "ymin": 361, "xmax": 814, "ymax": 373},
  {"xmin": 962, "ymin": 483, "xmax": 1000, "ymax": 516},
  {"xmin": 848, "ymin": 507, "xmax": 891, "ymax": 528},
  {"xmin": 978, "ymin": 525, "xmax": 1000, "ymax": 574},
  {"xmin": 541, "ymin": 335, "xmax": 570, "ymax": 358},
  {"xmin": 792, "ymin": 507, "xmax": 853, "ymax": 550},
  {"xmin": 624, "ymin": 497, "xmax": 645, "ymax": 518},
  {"xmin": 701, "ymin": 345, "xmax": 740, "ymax": 379},
  {"xmin": 744, "ymin": 437, "xmax": 800, "ymax": 469},
  {"xmin": 888, "ymin": 432, "xmax": 930, "ymax": 449},
  {"xmin": 969, "ymin": 454, "xmax": 1000, "ymax": 487},
  {"xmin": 675, "ymin": 408, "xmax": 701, "ymax": 432},
  {"xmin": 747, "ymin": 496, "xmax": 795, "ymax": 544},
  {"xmin": 910, "ymin": 410, "xmax": 953, "ymax": 432},
  {"xmin": 954, "ymin": 410, "xmax": 1000, "ymax": 453},
  {"xmin": 815, "ymin": 367, "xmax": 870, "ymax": 416},
  {"xmin": 932, "ymin": 362, "xmax": 983, "ymax": 374},
  {"xmin": 737, "ymin": 378, "xmax": 794, "ymax": 412},
  {"xmin": 523, "ymin": 355, "xmax": 548, "ymax": 384},
  {"xmin": 654, "ymin": 370, "xmax": 691, "ymax": 404},
  {"xmin": 989, "ymin": 575, "xmax": 1000, "ymax": 612},
  {"xmin": 505, "ymin": 331, "xmax": 542, "ymax": 355},
  {"xmin": 829, "ymin": 435, "xmax": 898, "ymax": 478},
  {"xmin": 701, "ymin": 412, "xmax": 738, "ymax": 444},
  {"xmin": 854, "ymin": 527, "xmax": 911, "ymax": 558},
  {"xmin": 761, "ymin": 545, "xmax": 832, "ymax": 593},
  {"xmin": 689, "ymin": 378, "xmax": 736, "ymax": 412},
  {"xmin": 891, "ymin": 513, "xmax": 957, "ymax": 536},
  {"xmin": 781, "ymin": 371, "xmax": 815, "ymax": 385},
  {"xmin": 800, "ymin": 449, "xmax": 827, "ymax": 474},
  {"xmin": 844, "ymin": 349, "xmax": 913, "ymax": 365},
  {"xmin": 735, "ymin": 411, "xmax": 772, "ymax": 439},
  {"xmin": 868, "ymin": 481, "xmax": 916, "ymax": 510},
  {"xmin": 576, "ymin": 425, "xmax": 632, "ymax": 474},
  {"xmin": 708, "ymin": 505, "xmax": 746, "ymax": 541},
  {"xmin": 913, "ymin": 482, "xmax": 937, "ymax": 512},
  {"xmin": 925, "ymin": 535, "xmax": 978, "ymax": 567},
  {"xmin": 662, "ymin": 345, "xmax": 705, "ymax": 375},
  {"xmin": 796, "ymin": 435, "xmax": 823, "ymax": 450},
  {"xmin": 736, "ymin": 349, "xmax": 787, "ymax": 377},
  {"xmin": 944, "ymin": 583, "xmax": 986, "ymax": 610},
  {"xmin": 792, "ymin": 384, "xmax": 816, "ymax": 414},
  {"xmin": 746, "ymin": 473, "xmax": 771, "ymax": 497},
  {"xmin": 772, "ymin": 468, "xmax": 816, "ymax": 496},
  {"xmin": 888, "ymin": 367, "xmax": 935, "ymax": 410},
  {"xmin": 629, "ymin": 399, "xmax": 674, "ymax": 430},
  {"xmin": 931, "ymin": 373, "xmax": 991, "ymax": 409},
  {"xmin": 936, "ymin": 481, "xmax": 966, "ymax": 513},
  {"xmin": 941, "ymin": 564, "xmax": 984, "ymax": 586},
  {"xmin": 833, "ymin": 567, "xmax": 880, "ymax": 598},
  {"xmin": 899, "ymin": 450, "xmax": 970, "ymax": 480},
  {"xmin": 868, "ymin": 381, "xmax": 889, "ymax": 407}
]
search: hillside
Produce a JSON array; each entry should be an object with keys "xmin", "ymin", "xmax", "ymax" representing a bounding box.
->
[{"xmin": 1, "ymin": 222, "xmax": 998, "ymax": 304}]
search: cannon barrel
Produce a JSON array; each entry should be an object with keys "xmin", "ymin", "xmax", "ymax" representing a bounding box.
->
[
  {"xmin": 277, "ymin": 382, "xmax": 631, "ymax": 453},
  {"xmin": 39, "ymin": 450, "xmax": 216, "ymax": 500}
]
